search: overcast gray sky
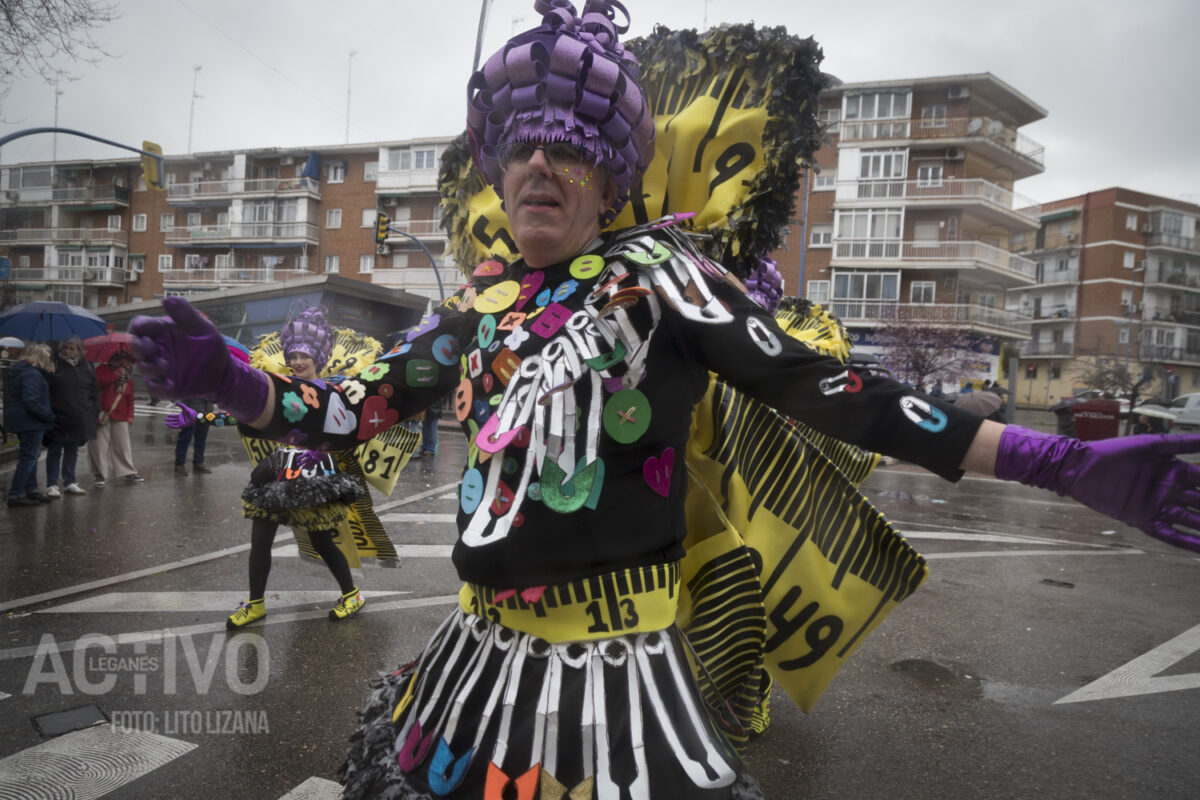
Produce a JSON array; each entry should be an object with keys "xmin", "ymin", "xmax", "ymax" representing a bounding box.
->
[{"xmin": 2, "ymin": 0, "xmax": 1197, "ymax": 206}]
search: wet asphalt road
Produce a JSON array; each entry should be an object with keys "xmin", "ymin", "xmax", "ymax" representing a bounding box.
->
[{"xmin": 0, "ymin": 408, "xmax": 1198, "ymax": 799}]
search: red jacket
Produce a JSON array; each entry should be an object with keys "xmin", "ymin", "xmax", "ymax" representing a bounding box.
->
[{"xmin": 96, "ymin": 364, "xmax": 135, "ymax": 423}]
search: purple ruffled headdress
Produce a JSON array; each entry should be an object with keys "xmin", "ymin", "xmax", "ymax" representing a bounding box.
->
[
  {"xmin": 466, "ymin": 0, "xmax": 654, "ymax": 225},
  {"xmin": 279, "ymin": 304, "xmax": 333, "ymax": 373}
]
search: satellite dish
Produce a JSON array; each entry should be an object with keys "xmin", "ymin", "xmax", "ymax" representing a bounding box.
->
[
  {"xmin": 986, "ymin": 120, "xmax": 1004, "ymax": 136},
  {"xmin": 966, "ymin": 118, "xmax": 983, "ymax": 134}
]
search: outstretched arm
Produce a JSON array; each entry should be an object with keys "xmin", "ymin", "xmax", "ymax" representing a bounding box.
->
[
  {"xmin": 960, "ymin": 420, "xmax": 1200, "ymax": 552},
  {"xmin": 131, "ymin": 296, "xmax": 275, "ymax": 428}
]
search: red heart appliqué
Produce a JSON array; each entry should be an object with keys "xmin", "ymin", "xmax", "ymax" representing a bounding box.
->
[
  {"xmin": 356, "ymin": 395, "xmax": 400, "ymax": 440},
  {"xmin": 643, "ymin": 447, "xmax": 674, "ymax": 497}
]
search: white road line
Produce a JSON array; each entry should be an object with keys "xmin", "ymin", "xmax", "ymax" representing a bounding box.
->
[
  {"xmin": 901, "ymin": 529, "xmax": 1127, "ymax": 549},
  {"xmin": 923, "ymin": 548, "xmax": 1143, "ymax": 560},
  {"xmin": 0, "ymin": 536, "xmax": 293, "ymax": 614},
  {"xmin": 0, "ymin": 480, "xmax": 463, "ymax": 614},
  {"xmin": 0, "ymin": 594, "xmax": 459, "ymax": 662},
  {"xmin": 37, "ymin": 590, "xmax": 411, "ymax": 613},
  {"xmin": 1055, "ymin": 622, "xmax": 1200, "ymax": 704},
  {"xmin": 270, "ymin": 543, "xmax": 453, "ymax": 558},
  {"xmin": 379, "ymin": 512, "xmax": 459, "ymax": 523},
  {"xmin": 277, "ymin": 776, "xmax": 343, "ymax": 800},
  {"xmin": 0, "ymin": 724, "xmax": 197, "ymax": 800}
]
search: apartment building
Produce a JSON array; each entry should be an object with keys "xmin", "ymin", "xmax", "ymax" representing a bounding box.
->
[
  {"xmin": 0, "ymin": 135, "xmax": 461, "ymax": 312},
  {"xmin": 1010, "ymin": 188, "xmax": 1200, "ymax": 406},
  {"xmin": 773, "ymin": 73, "xmax": 1046, "ymax": 387}
]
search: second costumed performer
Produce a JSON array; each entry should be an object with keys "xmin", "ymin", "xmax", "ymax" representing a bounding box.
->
[
  {"xmin": 166, "ymin": 305, "xmax": 413, "ymax": 629},
  {"xmin": 130, "ymin": 1, "xmax": 1200, "ymax": 797}
]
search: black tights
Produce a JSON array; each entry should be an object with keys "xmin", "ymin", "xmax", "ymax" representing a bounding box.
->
[{"xmin": 247, "ymin": 518, "xmax": 355, "ymax": 600}]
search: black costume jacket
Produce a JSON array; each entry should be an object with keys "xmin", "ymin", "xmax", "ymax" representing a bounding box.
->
[{"xmin": 248, "ymin": 224, "xmax": 982, "ymax": 588}]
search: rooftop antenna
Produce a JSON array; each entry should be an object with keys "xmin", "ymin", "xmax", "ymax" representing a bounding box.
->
[
  {"xmin": 345, "ymin": 49, "xmax": 357, "ymax": 144},
  {"xmin": 187, "ymin": 65, "xmax": 203, "ymax": 154}
]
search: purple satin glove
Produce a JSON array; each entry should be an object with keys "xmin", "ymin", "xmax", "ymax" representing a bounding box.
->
[
  {"xmin": 130, "ymin": 296, "xmax": 269, "ymax": 424},
  {"xmin": 165, "ymin": 403, "xmax": 198, "ymax": 430},
  {"xmin": 995, "ymin": 426, "xmax": 1200, "ymax": 552}
]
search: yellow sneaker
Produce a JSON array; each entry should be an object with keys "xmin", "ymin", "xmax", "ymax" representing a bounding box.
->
[
  {"xmin": 226, "ymin": 598, "xmax": 266, "ymax": 629},
  {"xmin": 329, "ymin": 588, "xmax": 365, "ymax": 621}
]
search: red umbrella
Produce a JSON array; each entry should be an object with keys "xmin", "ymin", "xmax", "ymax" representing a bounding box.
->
[{"xmin": 83, "ymin": 332, "xmax": 134, "ymax": 363}]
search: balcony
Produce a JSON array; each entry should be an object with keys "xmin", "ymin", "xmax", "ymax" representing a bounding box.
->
[
  {"xmin": 163, "ymin": 221, "xmax": 319, "ymax": 246},
  {"xmin": 1144, "ymin": 268, "xmax": 1200, "ymax": 291},
  {"xmin": 831, "ymin": 238, "xmax": 1036, "ymax": 286},
  {"xmin": 376, "ymin": 168, "xmax": 440, "ymax": 195},
  {"xmin": 0, "ymin": 227, "xmax": 129, "ymax": 247},
  {"xmin": 383, "ymin": 218, "xmax": 446, "ymax": 242},
  {"xmin": 835, "ymin": 178, "xmax": 1040, "ymax": 228},
  {"xmin": 166, "ymin": 177, "xmax": 321, "ymax": 203},
  {"xmin": 50, "ymin": 185, "xmax": 131, "ymax": 208},
  {"xmin": 1147, "ymin": 233, "xmax": 1200, "ymax": 256},
  {"xmin": 160, "ymin": 266, "xmax": 310, "ymax": 285},
  {"xmin": 1019, "ymin": 341, "xmax": 1074, "ymax": 357},
  {"xmin": 1141, "ymin": 343, "xmax": 1200, "ymax": 366},
  {"xmin": 828, "ymin": 300, "xmax": 1032, "ymax": 338},
  {"xmin": 838, "ymin": 115, "xmax": 1045, "ymax": 177},
  {"xmin": 1029, "ymin": 303, "xmax": 1075, "ymax": 321},
  {"xmin": 10, "ymin": 266, "xmax": 130, "ymax": 287}
]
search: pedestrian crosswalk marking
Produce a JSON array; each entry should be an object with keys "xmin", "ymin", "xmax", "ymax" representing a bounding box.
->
[
  {"xmin": 0, "ymin": 724, "xmax": 196, "ymax": 800},
  {"xmin": 277, "ymin": 776, "xmax": 343, "ymax": 799},
  {"xmin": 1055, "ymin": 622, "xmax": 1200, "ymax": 704},
  {"xmin": 38, "ymin": 591, "xmax": 411, "ymax": 614}
]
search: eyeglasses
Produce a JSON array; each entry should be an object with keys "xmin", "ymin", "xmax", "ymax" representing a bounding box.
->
[{"xmin": 497, "ymin": 141, "xmax": 590, "ymax": 171}]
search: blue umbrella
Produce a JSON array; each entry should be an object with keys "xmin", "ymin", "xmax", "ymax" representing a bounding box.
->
[{"xmin": 0, "ymin": 301, "xmax": 107, "ymax": 341}]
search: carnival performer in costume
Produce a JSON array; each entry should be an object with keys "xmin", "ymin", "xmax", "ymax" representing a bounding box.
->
[
  {"xmin": 166, "ymin": 305, "xmax": 413, "ymax": 629},
  {"xmin": 130, "ymin": 2, "xmax": 1200, "ymax": 797}
]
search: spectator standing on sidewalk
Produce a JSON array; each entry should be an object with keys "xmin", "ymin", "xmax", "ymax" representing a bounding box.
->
[
  {"xmin": 173, "ymin": 395, "xmax": 213, "ymax": 476},
  {"xmin": 44, "ymin": 336, "xmax": 99, "ymax": 498},
  {"xmin": 88, "ymin": 351, "xmax": 143, "ymax": 487},
  {"xmin": 5, "ymin": 344, "xmax": 54, "ymax": 507}
]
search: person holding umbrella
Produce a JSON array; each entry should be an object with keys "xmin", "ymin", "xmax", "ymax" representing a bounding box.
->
[
  {"xmin": 88, "ymin": 350, "xmax": 143, "ymax": 487},
  {"xmin": 44, "ymin": 336, "xmax": 99, "ymax": 498},
  {"xmin": 4, "ymin": 344, "xmax": 54, "ymax": 507}
]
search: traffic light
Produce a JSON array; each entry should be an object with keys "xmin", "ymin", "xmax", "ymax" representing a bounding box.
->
[
  {"xmin": 141, "ymin": 141, "xmax": 164, "ymax": 191},
  {"xmin": 374, "ymin": 212, "xmax": 390, "ymax": 245}
]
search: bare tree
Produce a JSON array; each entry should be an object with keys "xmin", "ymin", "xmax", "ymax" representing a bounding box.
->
[
  {"xmin": 1072, "ymin": 357, "xmax": 1170, "ymax": 433},
  {"xmin": 0, "ymin": 0, "xmax": 119, "ymax": 95},
  {"xmin": 872, "ymin": 308, "xmax": 978, "ymax": 391}
]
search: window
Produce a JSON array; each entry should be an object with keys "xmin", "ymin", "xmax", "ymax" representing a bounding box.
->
[
  {"xmin": 920, "ymin": 104, "xmax": 947, "ymax": 128},
  {"xmin": 388, "ymin": 148, "xmax": 410, "ymax": 171},
  {"xmin": 1057, "ymin": 220, "xmax": 1072, "ymax": 236},
  {"xmin": 187, "ymin": 212, "xmax": 202, "ymax": 229},
  {"xmin": 813, "ymin": 174, "xmax": 836, "ymax": 190},
  {"xmin": 107, "ymin": 214, "xmax": 122, "ymax": 229},
  {"xmin": 1123, "ymin": 251, "xmax": 1136, "ymax": 269},
  {"xmin": 834, "ymin": 209, "xmax": 903, "ymax": 257},
  {"xmin": 809, "ymin": 224, "xmax": 833, "ymax": 247},
  {"xmin": 324, "ymin": 255, "xmax": 340, "ymax": 274},
  {"xmin": 160, "ymin": 213, "xmax": 174, "ymax": 232},
  {"xmin": 327, "ymin": 162, "xmax": 346, "ymax": 183},
  {"xmin": 1049, "ymin": 364, "xmax": 1061, "ymax": 379},
  {"xmin": 817, "ymin": 108, "xmax": 840, "ymax": 133},
  {"xmin": 294, "ymin": 256, "xmax": 309, "ymax": 272},
  {"xmin": 277, "ymin": 198, "xmax": 298, "ymax": 222},
  {"xmin": 1057, "ymin": 258, "xmax": 1069, "ymax": 272},
  {"xmin": 185, "ymin": 254, "xmax": 207, "ymax": 270},
  {"xmin": 1126, "ymin": 213, "xmax": 1138, "ymax": 231},
  {"xmin": 132, "ymin": 214, "xmax": 147, "ymax": 232},
  {"xmin": 60, "ymin": 251, "xmax": 83, "ymax": 267},
  {"xmin": 18, "ymin": 255, "xmax": 30, "ymax": 268},
  {"xmin": 916, "ymin": 164, "xmax": 943, "ymax": 187},
  {"xmin": 364, "ymin": 161, "xmax": 378, "ymax": 181},
  {"xmin": 158, "ymin": 254, "xmax": 173, "ymax": 271},
  {"xmin": 806, "ymin": 280, "xmax": 830, "ymax": 305},
  {"xmin": 129, "ymin": 255, "xmax": 144, "ymax": 274},
  {"xmin": 413, "ymin": 149, "xmax": 436, "ymax": 170},
  {"xmin": 831, "ymin": 271, "xmax": 900, "ymax": 319},
  {"xmin": 391, "ymin": 253, "xmax": 409, "ymax": 269},
  {"xmin": 857, "ymin": 150, "xmax": 906, "ymax": 198},
  {"xmin": 844, "ymin": 91, "xmax": 910, "ymax": 120},
  {"xmin": 326, "ymin": 209, "xmax": 342, "ymax": 228},
  {"xmin": 87, "ymin": 253, "xmax": 110, "ymax": 268},
  {"xmin": 910, "ymin": 281, "xmax": 935, "ymax": 303},
  {"xmin": 217, "ymin": 212, "xmax": 229, "ymax": 228},
  {"xmin": 1117, "ymin": 327, "xmax": 1129, "ymax": 345},
  {"xmin": 359, "ymin": 255, "xmax": 375, "ymax": 273},
  {"xmin": 361, "ymin": 209, "xmax": 376, "ymax": 227},
  {"xmin": 977, "ymin": 293, "xmax": 997, "ymax": 309}
]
